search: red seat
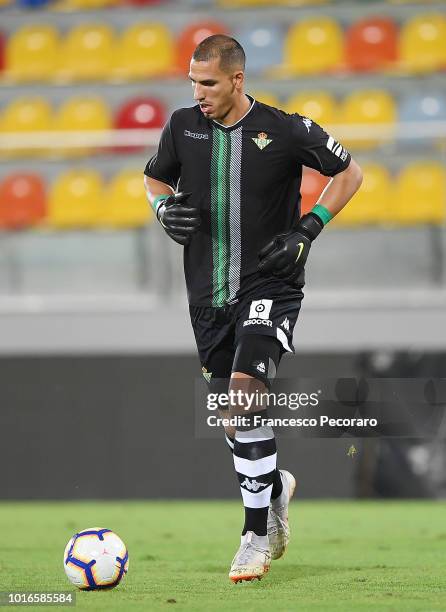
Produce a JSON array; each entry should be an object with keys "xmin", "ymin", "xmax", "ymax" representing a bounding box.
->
[
  {"xmin": 176, "ymin": 21, "xmax": 229, "ymax": 75},
  {"xmin": 114, "ymin": 97, "xmax": 166, "ymax": 153},
  {"xmin": 300, "ymin": 170, "xmax": 330, "ymax": 215},
  {"xmin": 345, "ymin": 17, "xmax": 398, "ymax": 72},
  {"xmin": 0, "ymin": 173, "xmax": 46, "ymax": 228}
]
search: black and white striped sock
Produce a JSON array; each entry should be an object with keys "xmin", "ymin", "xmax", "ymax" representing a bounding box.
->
[
  {"xmin": 224, "ymin": 431, "xmax": 283, "ymax": 499},
  {"xmin": 233, "ymin": 416, "xmax": 277, "ymax": 536}
]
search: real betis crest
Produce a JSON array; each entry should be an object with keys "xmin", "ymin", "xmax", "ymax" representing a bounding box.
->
[{"xmin": 252, "ymin": 132, "xmax": 272, "ymax": 150}]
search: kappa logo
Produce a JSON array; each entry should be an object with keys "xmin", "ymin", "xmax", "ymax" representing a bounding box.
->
[
  {"xmin": 240, "ymin": 478, "xmax": 268, "ymax": 492},
  {"xmin": 281, "ymin": 317, "xmax": 290, "ymax": 332},
  {"xmin": 256, "ymin": 361, "xmax": 266, "ymax": 373},
  {"xmin": 201, "ymin": 367, "xmax": 212, "ymax": 383},
  {"xmin": 302, "ymin": 117, "xmax": 312, "ymax": 133},
  {"xmin": 252, "ymin": 131, "xmax": 272, "ymax": 150},
  {"xmin": 184, "ymin": 129, "xmax": 209, "ymax": 140}
]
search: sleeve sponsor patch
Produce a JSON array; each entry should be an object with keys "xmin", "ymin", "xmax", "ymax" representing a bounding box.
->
[{"xmin": 326, "ymin": 136, "xmax": 348, "ymax": 162}]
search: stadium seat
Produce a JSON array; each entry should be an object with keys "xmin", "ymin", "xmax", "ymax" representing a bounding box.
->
[
  {"xmin": 0, "ymin": 32, "xmax": 4, "ymax": 73},
  {"xmin": 0, "ymin": 97, "xmax": 52, "ymax": 157},
  {"xmin": 122, "ymin": 0, "xmax": 163, "ymax": 5},
  {"xmin": 234, "ymin": 25, "xmax": 283, "ymax": 74},
  {"xmin": 399, "ymin": 14, "xmax": 446, "ymax": 73},
  {"xmin": 251, "ymin": 91, "xmax": 280, "ymax": 108},
  {"xmin": 283, "ymin": 18, "xmax": 343, "ymax": 75},
  {"xmin": 17, "ymin": 0, "xmax": 50, "ymax": 7},
  {"xmin": 0, "ymin": 173, "xmax": 46, "ymax": 229},
  {"xmin": 300, "ymin": 169, "xmax": 330, "ymax": 215},
  {"xmin": 60, "ymin": 24, "xmax": 115, "ymax": 81},
  {"xmin": 393, "ymin": 162, "xmax": 445, "ymax": 224},
  {"xmin": 53, "ymin": 97, "xmax": 112, "ymax": 157},
  {"xmin": 176, "ymin": 21, "xmax": 229, "ymax": 75},
  {"xmin": 285, "ymin": 91, "xmax": 337, "ymax": 128},
  {"xmin": 345, "ymin": 17, "xmax": 398, "ymax": 72},
  {"xmin": 103, "ymin": 170, "xmax": 153, "ymax": 228},
  {"xmin": 54, "ymin": 0, "xmax": 117, "ymax": 8},
  {"xmin": 340, "ymin": 90, "xmax": 396, "ymax": 150},
  {"xmin": 333, "ymin": 164, "xmax": 392, "ymax": 226},
  {"xmin": 48, "ymin": 170, "xmax": 105, "ymax": 228},
  {"xmin": 398, "ymin": 92, "xmax": 446, "ymax": 145},
  {"xmin": 114, "ymin": 23, "xmax": 175, "ymax": 80},
  {"xmin": 114, "ymin": 97, "xmax": 166, "ymax": 153},
  {"xmin": 5, "ymin": 25, "xmax": 60, "ymax": 81}
]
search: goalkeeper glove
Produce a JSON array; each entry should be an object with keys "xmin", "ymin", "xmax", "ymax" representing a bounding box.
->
[
  {"xmin": 155, "ymin": 192, "xmax": 200, "ymax": 246},
  {"xmin": 258, "ymin": 212, "xmax": 324, "ymax": 283}
]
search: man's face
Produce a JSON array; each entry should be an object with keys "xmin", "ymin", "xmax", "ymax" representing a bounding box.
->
[{"xmin": 189, "ymin": 57, "xmax": 242, "ymax": 122}]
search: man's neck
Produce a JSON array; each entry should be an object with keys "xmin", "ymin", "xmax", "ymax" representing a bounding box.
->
[{"xmin": 216, "ymin": 94, "xmax": 252, "ymax": 127}]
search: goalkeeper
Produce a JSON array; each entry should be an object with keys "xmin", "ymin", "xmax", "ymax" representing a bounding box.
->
[{"xmin": 144, "ymin": 34, "xmax": 363, "ymax": 583}]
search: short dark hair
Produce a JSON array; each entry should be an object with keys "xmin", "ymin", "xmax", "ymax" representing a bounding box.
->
[{"xmin": 192, "ymin": 35, "xmax": 246, "ymax": 73}]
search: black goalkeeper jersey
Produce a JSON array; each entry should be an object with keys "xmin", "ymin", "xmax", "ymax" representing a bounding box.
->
[{"xmin": 144, "ymin": 95, "xmax": 351, "ymax": 307}]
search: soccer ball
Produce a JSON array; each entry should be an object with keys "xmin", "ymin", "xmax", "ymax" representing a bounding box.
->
[{"xmin": 63, "ymin": 527, "xmax": 129, "ymax": 590}]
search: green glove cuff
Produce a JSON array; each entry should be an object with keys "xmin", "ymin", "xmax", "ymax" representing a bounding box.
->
[
  {"xmin": 311, "ymin": 204, "xmax": 333, "ymax": 226},
  {"xmin": 152, "ymin": 194, "xmax": 170, "ymax": 215}
]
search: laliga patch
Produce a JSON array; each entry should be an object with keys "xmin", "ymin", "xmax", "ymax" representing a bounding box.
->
[{"xmin": 248, "ymin": 299, "xmax": 273, "ymax": 320}]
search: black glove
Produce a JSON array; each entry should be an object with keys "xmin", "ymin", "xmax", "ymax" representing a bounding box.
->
[
  {"xmin": 157, "ymin": 192, "xmax": 200, "ymax": 246},
  {"xmin": 258, "ymin": 212, "xmax": 324, "ymax": 283}
]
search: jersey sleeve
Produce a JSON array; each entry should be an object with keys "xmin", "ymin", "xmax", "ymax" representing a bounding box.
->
[
  {"xmin": 144, "ymin": 113, "xmax": 181, "ymax": 189},
  {"xmin": 289, "ymin": 114, "xmax": 351, "ymax": 177}
]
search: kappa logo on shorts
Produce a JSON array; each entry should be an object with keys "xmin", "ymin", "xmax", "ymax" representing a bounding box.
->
[
  {"xmin": 254, "ymin": 361, "xmax": 266, "ymax": 374},
  {"xmin": 243, "ymin": 299, "xmax": 273, "ymax": 328},
  {"xmin": 281, "ymin": 317, "xmax": 290, "ymax": 332}
]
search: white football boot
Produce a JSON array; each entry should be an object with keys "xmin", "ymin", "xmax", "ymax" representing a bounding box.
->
[
  {"xmin": 229, "ymin": 531, "xmax": 271, "ymax": 583},
  {"xmin": 267, "ymin": 469, "xmax": 296, "ymax": 560}
]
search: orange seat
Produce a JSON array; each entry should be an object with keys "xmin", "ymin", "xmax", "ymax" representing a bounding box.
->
[
  {"xmin": 59, "ymin": 24, "xmax": 115, "ymax": 81},
  {"xmin": 284, "ymin": 18, "xmax": 343, "ymax": 75},
  {"xmin": 393, "ymin": 162, "xmax": 445, "ymax": 224},
  {"xmin": 300, "ymin": 169, "xmax": 330, "ymax": 215},
  {"xmin": 48, "ymin": 170, "xmax": 105, "ymax": 228},
  {"xmin": 0, "ymin": 173, "xmax": 46, "ymax": 228},
  {"xmin": 176, "ymin": 21, "xmax": 229, "ymax": 75},
  {"xmin": 399, "ymin": 13, "xmax": 446, "ymax": 73},
  {"xmin": 345, "ymin": 17, "xmax": 398, "ymax": 72},
  {"xmin": 0, "ymin": 31, "xmax": 5, "ymax": 73},
  {"xmin": 103, "ymin": 170, "xmax": 153, "ymax": 228},
  {"xmin": 115, "ymin": 23, "xmax": 174, "ymax": 79},
  {"xmin": 6, "ymin": 25, "xmax": 60, "ymax": 81}
]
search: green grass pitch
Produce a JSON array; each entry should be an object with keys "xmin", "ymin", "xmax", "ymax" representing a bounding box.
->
[{"xmin": 0, "ymin": 500, "xmax": 445, "ymax": 611}]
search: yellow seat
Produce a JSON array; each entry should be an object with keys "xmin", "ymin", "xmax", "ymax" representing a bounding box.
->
[
  {"xmin": 103, "ymin": 170, "xmax": 153, "ymax": 228},
  {"xmin": 285, "ymin": 91, "xmax": 337, "ymax": 128},
  {"xmin": 251, "ymin": 91, "xmax": 280, "ymax": 108},
  {"xmin": 393, "ymin": 162, "xmax": 445, "ymax": 224},
  {"xmin": 114, "ymin": 23, "xmax": 174, "ymax": 80},
  {"xmin": 6, "ymin": 25, "xmax": 60, "ymax": 81},
  {"xmin": 48, "ymin": 170, "xmax": 105, "ymax": 228},
  {"xmin": 333, "ymin": 164, "xmax": 392, "ymax": 227},
  {"xmin": 0, "ymin": 97, "xmax": 52, "ymax": 157},
  {"xmin": 339, "ymin": 89, "xmax": 396, "ymax": 150},
  {"xmin": 283, "ymin": 18, "xmax": 343, "ymax": 75},
  {"xmin": 399, "ymin": 13, "xmax": 446, "ymax": 73},
  {"xmin": 59, "ymin": 24, "xmax": 115, "ymax": 81},
  {"xmin": 53, "ymin": 97, "xmax": 112, "ymax": 157},
  {"xmin": 54, "ymin": 0, "xmax": 117, "ymax": 9}
]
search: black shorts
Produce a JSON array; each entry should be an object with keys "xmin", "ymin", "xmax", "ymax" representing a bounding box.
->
[{"xmin": 189, "ymin": 291, "xmax": 304, "ymax": 384}]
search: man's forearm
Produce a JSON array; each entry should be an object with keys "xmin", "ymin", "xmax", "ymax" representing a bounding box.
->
[
  {"xmin": 315, "ymin": 158, "xmax": 363, "ymax": 219},
  {"xmin": 144, "ymin": 175, "xmax": 174, "ymax": 214}
]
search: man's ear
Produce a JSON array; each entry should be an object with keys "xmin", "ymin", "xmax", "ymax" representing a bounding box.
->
[{"xmin": 233, "ymin": 70, "xmax": 244, "ymax": 90}]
